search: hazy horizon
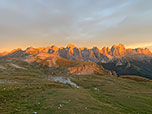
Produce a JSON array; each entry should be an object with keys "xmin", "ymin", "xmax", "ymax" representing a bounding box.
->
[
  {"xmin": 0, "ymin": 0, "xmax": 152, "ymax": 52},
  {"xmin": 1, "ymin": 43, "xmax": 152, "ymax": 53}
]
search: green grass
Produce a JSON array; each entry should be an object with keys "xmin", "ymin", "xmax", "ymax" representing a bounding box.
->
[
  {"xmin": 0, "ymin": 74, "xmax": 152, "ymax": 114},
  {"xmin": 0, "ymin": 59, "xmax": 152, "ymax": 113}
]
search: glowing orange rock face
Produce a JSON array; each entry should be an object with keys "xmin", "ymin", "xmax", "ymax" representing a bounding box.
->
[
  {"xmin": 25, "ymin": 47, "xmax": 39, "ymax": 55},
  {"xmin": 135, "ymin": 48, "xmax": 151, "ymax": 55},
  {"xmin": 9, "ymin": 48, "xmax": 22, "ymax": 54},
  {"xmin": 101, "ymin": 47, "xmax": 110, "ymax": 55},
  {"xmin": 1, "ymin": 43, "xmax": 152, "ymax": 59},
  {"xmin": 67, "ymin": 44, "xmax": 76, "ymax": 49},
  {"xmin": 109, "ymin": 44, "xmax": 126, "ymax": 56},
  {"xmin": 79, "ymin": 47, "xmax": 88, "ymax": 50},
  {"xmin": 0, "ymin": 51, "xmax": 9, "ymax": 56},
  {"xmin": 126, "ymin": 48, "xmax": 152, "ymax": 56},
  {"xmin": 51, "ymin": 45, "xmax": 58, "ymax": 51}
]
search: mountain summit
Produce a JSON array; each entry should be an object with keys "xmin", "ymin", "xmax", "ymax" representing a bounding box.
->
[
  {"xmin": 1, "ymin": 44, "xmax": 151, "ymax": 58},
  {"xmin": 1, "ymin": 44, "xmax": 152, "ymax": 79}
]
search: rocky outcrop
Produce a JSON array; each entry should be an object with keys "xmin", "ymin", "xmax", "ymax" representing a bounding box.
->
[
  {"xmin": 101, "ymin": 47, "xmax": 110, "ymax": 55},
  {"xmin": 68, "ymin": 64, "xmax": 95, "ymax": 75},
  {"xmin": 68, "ymin": 62, "xmax": 111, "ymax": 75},
  {"xmin": 25, "ymin": 53, "xmax": 60, "ymax": 67},
  {"xmin": 110, "ymin": 44, "xmax": 126, "ymax": 56},
  {"xmin": 25, "ymin": 52, "xmax": 111, "ymax": 76},
  {"xmin": 25, "ymin": 46, "xmax": 51, "ymax": 55}
]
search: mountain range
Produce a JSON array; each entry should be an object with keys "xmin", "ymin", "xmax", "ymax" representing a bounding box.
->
[{"xmin": 0, "ymin": 44, "xmax": 152, "ymax": 79}]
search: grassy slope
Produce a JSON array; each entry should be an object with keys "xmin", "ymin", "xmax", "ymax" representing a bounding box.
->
[
  {"xmin": 0, "ymin": 59, "xmax": 152, "ymax": 113},
  {"xmin": 0, "ymin": 73, "xmax": 152, "ymax": 114}
]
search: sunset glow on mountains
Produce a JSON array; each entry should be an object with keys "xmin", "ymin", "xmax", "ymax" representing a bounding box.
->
[{"xmin": 0, "ymin": 1, "xmax": 152, "ymax": 113}]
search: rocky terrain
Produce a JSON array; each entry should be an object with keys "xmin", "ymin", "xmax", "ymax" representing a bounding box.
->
[
  {"xmin": 0, "ymin": 54, "xmax": 111, "ymax": 77},
  {"xmin": 0, "ymin": 43, "xmax": 152, "ymax": 79}
]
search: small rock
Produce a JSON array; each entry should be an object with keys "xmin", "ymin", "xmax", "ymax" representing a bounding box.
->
[
  {"xmin": 94, "ymin": 88, "xmax": 98, "ymax": 91},
  {"xmin": 59, "ymin": 104, "xmax": 62, "ymax": 107}
]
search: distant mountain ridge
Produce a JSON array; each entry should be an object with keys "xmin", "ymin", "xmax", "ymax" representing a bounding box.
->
[
  {"xmin": 1, "ymin": 44, "xmax": 152, "ymax": 79},
  {"xmin": 1, "ymin": 44, "xmax": 151, "ymax": 58}
]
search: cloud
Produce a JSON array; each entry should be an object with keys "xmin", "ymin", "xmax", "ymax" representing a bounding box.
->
[
  {"xmin": 0, "ymin": 0, "xmax": 152, "ymax": 51},
  {"xmin": 126, "ymin": 42, "xmax": 152, "ymax": 49}
]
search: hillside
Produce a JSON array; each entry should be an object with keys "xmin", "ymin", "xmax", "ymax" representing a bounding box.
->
[
  {"xmin": 0, "ymin": 73, "xmax": 152, "ymax": 113},
  {"xmin": 0, "ymin": 53, "xmax": 111, "ymax": 76}
]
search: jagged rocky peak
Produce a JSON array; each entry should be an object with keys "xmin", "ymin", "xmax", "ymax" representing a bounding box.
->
[
  {"xmin": 51, "ymin": 45, "xmax": 58, "ymax": 50},
  {"xmin": 111, "ymin": 44, "xmax": 125, "ymax": 49},
  {"xmin": 26, "ymin": 46, "xmax": 34, "ymax": 50},
  {"xmin": 10, "ymin": 48, "xmax": 22, "ymax": 54},
  {"xmin": 67, "ymin": 44, "xmax": 76, "ymax": 49},
  {"xmin": 25, "ymin": 46, "xmax": 38, "ymax": 54},
  {"xmin": 135, "ymin": 48, "xmax": 152, "ymax": 55},
  {"xmin": 40, "ymin": 46, "xmax": 51, "ymax": 53},
  {"xmin": 126, "ymin": 47, "xmax": 152, "ymax": 56},
  {"xmin": 101, "ymin": 47, "xmax": 110, "ymax": 55},
  {"xmin": 110, "ymin": 44, "xmax": 126, "ymax": 56},
  {"xmin": 92, "ymin": 47, "xmax": 99, "ymax": 51},
  {"xmin": 66, "ymin": 44, "xmax": 77, "ymax": 57},
  {"xmin": 25, "ymin": 46, "xmax": 50, "ymax": 54},
  {"xmin": 4, "ymin": 48, "xmax": 24, "ymax": 58},
  {"xmin": 2, "ymin": 43, "xmax": 152, "ymax": 62},
  {"xmin": 92, "ymin": 47, "xmax": 101, "ymax": 57},
  {"xmin": 79, "ymin": 47, "xmax": 88, "ymax": 50},
  {"xmin": 49, "ymin": 45, "xmax": 59, "ymax": 54},
  {"xmin": 37, "ymin": 46, "xmax": 51, "ymax": 50},
  {"xmin": 0, "ymin": 51, "xmax": 9, "ymax": 56},
  {"xmin": 26, "ymin": 46, "xmax": 38, "ymax": 51}
]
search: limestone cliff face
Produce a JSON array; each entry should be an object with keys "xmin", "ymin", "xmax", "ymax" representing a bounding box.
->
[
  {"xmin": 58, "ymin": 44, "xmax": 152, "ymax": 63},
  {"xmin": 101, "ymin": 47, "xmax": 110, "ymax": 55},
  {"xmin": 110, "ymin": 44, "xmax": 126, "ymax": 56},
  {"xmin": 135, "ymin": 48, "xmax": 152, "ymax": 55},
  {"xmin": 2, "ymin": 43, "xmax": 152, "ymax": 64},
  {"xmin": 59, "ymin": 44, "xmax": 83, "ymax": 61},
  {"xmin": 126, "ymin": 48, "xmax": 152, "ymax": 56}
]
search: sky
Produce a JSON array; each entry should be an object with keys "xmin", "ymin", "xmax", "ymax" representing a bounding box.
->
[{"xmin": 0, "ymin": 0, "xmax": 152, "ymax": 52}]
